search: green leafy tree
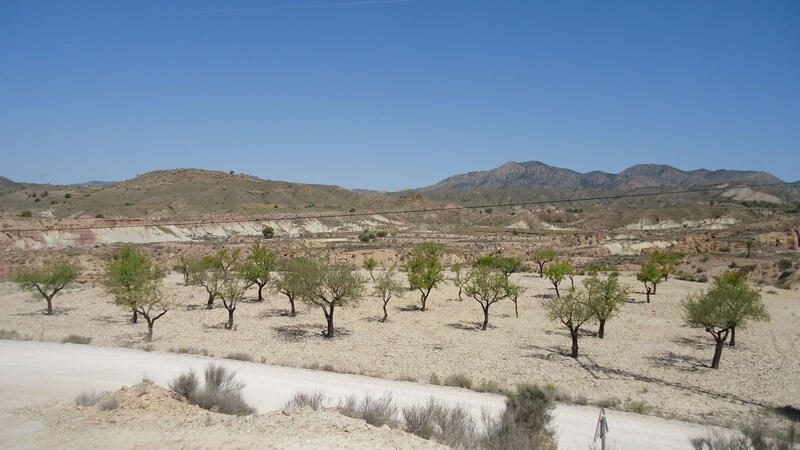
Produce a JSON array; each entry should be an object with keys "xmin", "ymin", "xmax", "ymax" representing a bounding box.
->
[
  {"xmin": 189, "ymin": 255, "xmax": 225, "ymax": 310},
  {"xmin": 106, "ymin": 246, "xmax": 171, "ymax": 340},
  {"xmin": 583, "ymin": 273, "xmax": 628, "ymax": 338},
  {"xmin": 650, "ymin": 251, "xmax": 683, "ymax": 281},
  {"xmin": 451, "ymin": 263, "xmax": 466, "ymax": 301},
  {"xmin": 473, "ymin": 256, "xmax": 523, "ymax": 280},
  {"xmin": 636, "ymin": 262, "xmax": 662, "ymax": 303},
  {"xmin": 529, "ymin": 249, "xmax": 557, "ymax": 278},
  {"xmin": 374, "ymin": 266, "xmax": 404, "ymax": 322},
  {"xmin": 273, "ymin": 257, "xmax": 313, "ymax": 316},
  {"xmin": 543, "ymin": 260, "xmax": 573, "ymax": 298},
  {"xmin": 363, "ymin": 258, "xmax": 378, "ymax": 282},
  {"xmin": 717, "ymin": 271, "xmax": 769, "ymax": 346},
  {"xmin": 262, "ymin": 226, "xmax": 275, "ymax": 239},
  {"xmin": 220, "ymin": 273, "xmax": 247, "ymax": 330},
  {"xmin": 172, "ymin": 254, "xmax": 194, "ymax": 286},
  {"xmin": 682, "ymin": 271, "xmax": 769, "ymax": 369},
  {"xmin": 14, "ymin": 261, "xmax": 80, "ymax": 315},
  {"xmin": 106, "ymin": 245, "xmax": 156, "ymax": 322},
  {"xmin": 541, "ymin": 287, "xmax": 593, "ymax": 358},
  {"xmin": 297, "ymin": 261, "xmax": 364, "ymax": 338},
  {"xmin": 403, "ymin": 242, "xmax": 445, "ymax": 311},
  {"xmin": 238, "ymin": 242, "xmax": 276, "ymax": 301},
  {"xmin": 507, "ymin": 281, "xmax": 526, "ymax": 318},
  {"xmin": 463, "ymin": 266, "xmax": 513, "ymax": 330}
]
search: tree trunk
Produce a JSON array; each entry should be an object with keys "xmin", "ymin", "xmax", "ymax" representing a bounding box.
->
[
  {"xmin": 746, "ymin": 248, "xmax": 751, "ymax": 258},
  {"xmin": 257, "ymin": 283, "xmax": 264, "ymax": 301},
  {"xmin": 381, "ymin": 301, "xmax": 388, "ymax": 323},
  {"xmin": 369, "ymin": 271, "xmax": 375, "ymax": 282},
  {"xmin": 206, "ymin": 292, "xmax": 214, "ymax": 309},
  {"xmin": 457, "ymin": 287, "xmax": 463, "ymax": 301},
  {"xmin": 711, "ymin": 338, "xmax": 725, "ymax": 369},
  {"xmin": 45, "ymin": 296, "xmax": 54, "ymax": 315},
  {"xmin": 481, "ymin": 304, "xmax": 489, "ymax": 330},
  {"xmin": 146, "ymin": 320, "xmax": 154, "ymax": 342},
  {"xmin": 289, "ymin": 297, "xmax": 296, "ymax": 317},
  {"xmin": 569, "ymin": 276, "xmax": 574, "ymax": 289},
  {"xmin": 554, "ymin": 282, "xmax": 560, "ymax": 298},
  {"xmin": 514, "ymin": 300, "xmax": 519, "ymax": 318},
  {"xmin": 653, "ymin": 283, "xmax": 657, "ymax": 295},
  {"xmin": 324, "ymin": 304, "xmax": 335, "ymax": 338},
  {"xmin": 226, "ymin": 308, "xmax": 235, "ymax": 330},
  {"xmin": 645, "ymin": 288, "xmax": 651, "ymax": 303},
  {"xmin": 729, "ymin": 326, "xmax": 736, "ymax": 347},
  {"xmin": 131, "ymin": 305, "xmax": 138, "ymax": 323},
  {"xmin": 419, "ymin": 289, "xmax": 429, "ymax": 311},
  {"xmin": 598, "ymin": 319, "xmax": 606, "ymax": 339},
  {"xmin": 570, "ymin": 328, "xmax": 579, "ymax": 358},
  {"xmin": 538, "ymin": 262, "xmax": 545, "ymax": 278}
]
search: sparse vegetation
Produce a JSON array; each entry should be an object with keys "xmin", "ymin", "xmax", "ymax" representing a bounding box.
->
[
  {"xmin": 403, "ymin": 242, "xmax": 445, "ymax": 311},
  {"xmin": 339, "ymin": 393, "xmax": 398, "ymax": 426},
  {"xmin": 374, "ymin": 265, "xmax": 404, "ymax": 322},
  {"xmin": 225, "ymin": 352, "xmax": 253, "ymax": 361},
  {"xmin": 363, "ymin": 257, "xmax": 378, "ymax": 281},
  {"xmin": 169, "ymin": 364, "xmax": 255, "ymax": 415},
  {"xmin": 14, "ymin": 260, "xmax": 81, "ymax": 315},
  {"xmin": 443, "ymin": 372, "xmax": 473, "ymax": 389},
  {"xmin": 285, "ymin": 391, "xmax": 325, "ymax": 411},
  {"xmin": 62, "ymin": 334, "xmax": 92, "ymax": 344}
]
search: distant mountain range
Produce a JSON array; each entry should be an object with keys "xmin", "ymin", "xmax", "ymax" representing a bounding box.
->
[
  {"xmin": 421, "ymin": 161, "xmax": 784, "ymax": 192},
  {"xmin": 70, "ymin": 180, "xmax": 118, "ymax": 187}
]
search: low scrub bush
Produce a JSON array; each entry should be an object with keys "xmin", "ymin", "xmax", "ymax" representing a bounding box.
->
[
  {"xmin": 285, "ymin": 391, "xmax": 325, "ymax": 411},
  {"xmin": 475, "ymin": 380, "xmax": 505, "ymax": 394},
  {"xmin": 169, "ymin": 364, "xmax": 255, "ymax": 416},
  {"xmin": 403, "ymin": 398, "xmax": 477, "ymax": 448},
  {"xmin": 62, "ymin": 335, "xmax": 92, "ymax": 345},
  {"xmin": 429, "ymin": 373, "xmax": 441, "ymax": 385},
  {"xmin": 0, "ymin": 329, "xmax": 31, "ymax": 341},
  {"xmin": 627, "ymin": 400, "xmax": 652, "ymax": 414},
  {"xmin": 225, "ymin": 352, "xmax": 253, "ymax": 361},
  {"xmin": 444, "ymin": 373, "xmax": 473, "ymax": 389},
  {"xmin": 339, "ymin": 393, "xmax": 398, "ymax": 427},
  {"xmin": 75, "ymin": 390, "xmax": 112, "ymax": 407},
  {"xmin": 482, "ymin": 383, "xmax": 557, "ymax": 449},
  {"xmin": 169, "ymin": 347, "xmax": 210, "ymax": 356}
]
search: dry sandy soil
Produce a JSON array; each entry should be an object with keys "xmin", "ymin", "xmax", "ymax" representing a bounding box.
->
[
  {"xmin": 0, "ymin": 381, "xmax": 444, "ymax": 449},
  {"xmin": 0, "ymin": 270, "xmax": 798, "ymax": 430}
]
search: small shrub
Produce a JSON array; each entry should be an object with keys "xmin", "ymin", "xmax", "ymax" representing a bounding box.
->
[
  {"xmin": 358, "ymin": 232, "xmax": 372, "ymax": 242},
  {"xmin": 169, "ymin": 347, "xmax": 210, "ymax": 356},
  {"xmin": 62, "ymin": 335, "xmax": 92, "ymax": 345},
  {"xmin": 476, "ymin": 380, "xmax": 505, "ymax": 394},
  {"xmin": 168, "ymin": 364, "xmax": 255, "ymax": 416},
  {"xmin": 774, "ymin": 405, "xmax": 800, "ymax": 422},
  {"xmin": 0, "ymin": 329, "xmax": 31, "ymax": 341},
  {"xmin": 483, "ymin": 383, "xmax": 557, "ymax": 449},
  {"xmin": 701, "ymin": 255, "xmax": 710, "ymax": 262},
  {"xmin": 403, "ymin": 398, "xmax": 477, "ymax": 447},
  {"xmin": 339, "ymin": 393, "xmax": 397, "ymax": 426},
  {"xmin": 75, "ymin": 390, "xmax": 112, "ymax": 407},
  {"xmin": 778, "ymin": 259, "xmax": 793, "ymax": 271},
  {"xmin": 95, "ymin": 213, "xmax": 104, "ymax": 218},
  {"xmin": 19, "ymin": 210, "xmax": 32, "ymax": 217},
  {"xmin": 97, "ymin": 395, "xmax": 120, "ymax": 411},
  {"xmin": 444, "ymin": 373, "xmax": 473, "ymax": 389},
  {"xmin": 627, "ymin": 400, "xmax": 652, "ymax": 414},
  {"xmin": 720, "ymin": 247, "xmax": 731, "ymax": 253},
  {"xmin": 729, "ymin": 262, "xmax": 738, "ymax": 269},
  {"xmin": 225, "ymin": 352, "xmax": 253, "ymax": 361},
  {"xmin": 779, "ymin": 270, "xmax": 793, "ymax": 280},
  {"xmin": 376, "ymin": 231, "xmax": 388, "ymax": 238},
  {"xmin": 285, "ymin": 391, "xmax": 325, "ymax": 411},
  {"xmin": 597, "ymin": 397, "xmax": 621, "ymax": 409},
  {"xmin": 429, "ymin": 373, "xmax": 441, "ymax": 385},
  {"xmin": 64, "ymin": 193, "xmax": 72, "ymax": 198},
  {"xmin": 767, "ymin": 289, "xmax": 779, "ymax": 295}
]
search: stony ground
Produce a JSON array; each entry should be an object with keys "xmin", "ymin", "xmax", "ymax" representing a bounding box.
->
[
  {"xmin": 0, "ymin": 270, "xmax": 797, "ymax": 430},
  {"xmin": 0, "ymin": 382, "xmax": 444, "ymax": 449}
]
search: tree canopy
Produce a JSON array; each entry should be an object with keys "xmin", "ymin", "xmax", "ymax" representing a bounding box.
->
[
  {"xmin": 14, "ymin": 260, "xmax": 81, "ymax": 315},
  {"xmin": 403, "ymin": 242, "xmax": 445, "ymax": 311}
]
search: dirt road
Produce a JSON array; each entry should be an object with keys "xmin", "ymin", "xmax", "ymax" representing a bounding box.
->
[{"xmin": 0, "ymin": 341, "xmax": 733, "ymax": 449}]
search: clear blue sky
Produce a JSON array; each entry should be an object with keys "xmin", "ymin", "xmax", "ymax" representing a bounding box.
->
[{"xmin": 1, "ymin": 0, "xmax": 798, "ymax": 190}]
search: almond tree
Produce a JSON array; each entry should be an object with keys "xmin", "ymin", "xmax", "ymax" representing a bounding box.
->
[
  {"xmin": 189, "ymin": 255, "xmax": 225, "ymax": 309},
  {"xmin": 529, "ymin": 248, "xmax": 557, "ymax": 278},
  {"xmin": 272, "ymin": 257, "xmax": 313, "ymax": 317},
  {"xmin": 14, "ymin": 260, "xmax": 80, "ymax": 315},
  {"xmin": 583, "ymin": 273, "xmax": 628, "ymax": 338},
  {"xmin": 544, "ymin": 260, "xmax": 573, "ymax": 298},
  {"xmin": 474, "ymin": 256, "xmax": 522, "ymax": 280},
  {"xmin": 238, "ymin": 242, "xmax": 276, "ymax": 301},
  {"xmin": 541, "ymin": 287, "xmax": 593, "ymax": 358},
  {"xmin": 681, "ymin": 271, "xmax": 768, "ymax": 369},
  {"xmin": 106, "ymin": 244, "xmax": 153, "ymax": 322},
  {"xmin": 464, "ymin": 266, "xmax": 513, "ymax": 330},
  {"xmin": 451, "ymin": 263, "xmax": 466, "ymax": 301},
  {"xmin": 298, "ymin": 261, "xmax": 364, "ymax": 338},
  {"xmin": 374, "ymin": 266, "xmax": 404, "ymax": 322},
  {"xmin": 363, "ymin": 258, "xmax": 378, "ymax": 282},
  {"xmin": 507, "ymin": 280, "xmax": 526, "ymax": 318},
  {"xmin": 650, "ymin": 251, "xmax": 683, "ymax": 281},
  {"xmin": 636, "ymin": 262, "xmax": 662, "ymax": 303},
  {"xmin": 403, "ymin": 242, "xmax": 445, "ymax": 311},
  {"xmin": 220, "ymin": 272, "xmax": 247, "ymax": 330}
]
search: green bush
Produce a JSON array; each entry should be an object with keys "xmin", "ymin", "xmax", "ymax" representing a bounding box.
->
[
  {"xmin": 443, "ymin": 373, "xmax": 473, "ymax": 389},
  {"xmin": 19, "ymin": 210, "xmax": 32, "ymax": 217},
  {"xmin": 95, "ymin": 213, "xmax": 104, "ymax": 218},
  {"xmin": 62, "ymin": 335, "xmax": 92, "ymax": 345},
  {"xmin": 376, "ymin": 231, "xmax": 388, "ymax": 238},
  {"xmin": 778, "ymin": 259, "xmax": 793, "ymax": 271},
  {"xmin": 627, "ymin": 400, "xmax": 652, "ymax": 414}
]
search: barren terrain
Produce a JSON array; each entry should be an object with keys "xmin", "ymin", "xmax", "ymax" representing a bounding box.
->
[{"xmin": 1, "ymin": 269, "xmax": 797, "ymax": 430}]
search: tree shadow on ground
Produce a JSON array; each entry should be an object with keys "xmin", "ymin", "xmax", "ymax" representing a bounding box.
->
[
  {"xmin": 398, "ymin": 304, "xmax": 422, "ymax": 312},
  {"xmin": 445, "ymin": 321, "xmax": 494, "ymax": 331},
  {"xmin": 271, "ymin": 323, "xmax": 352, "ymax": 342},
  {"xmin": 647, "ymin": 351, "xmax": 708, "ymax": 372},
  {"xmin": 259, "ymin": 308, "xmax": 297, "ymax": 319},
  {"xmin": 573, "ymin": 359, "xmax": 769, "ymax": 408},
  {"xmin": 518, "ymin": 343, "xmax": 572, "ymax": 360},
  {"xmin": 13, "ymin": 306, "xmax": 76, "ymax": 317},
  {"xmin": 671, "ymin": 335, "xmax": 710, "ymax": 350},
  {"xmin": 91, "ymin": 314, "xmax": 128, "ymax": 325}
]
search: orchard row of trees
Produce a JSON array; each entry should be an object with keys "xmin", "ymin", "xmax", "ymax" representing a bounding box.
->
[{"xmin": 13, "ymin": 245, "xmax": 769, "ymax": 368}]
